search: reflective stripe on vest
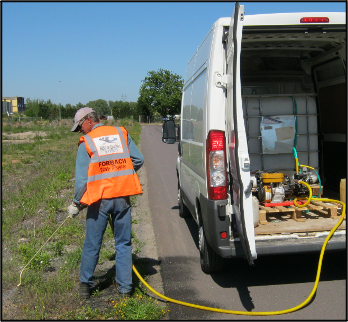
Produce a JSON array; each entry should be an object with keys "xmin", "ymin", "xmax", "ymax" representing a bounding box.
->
[{"xmin": 78, "ymin": 126, "xmax": 142, "ymax": 205}]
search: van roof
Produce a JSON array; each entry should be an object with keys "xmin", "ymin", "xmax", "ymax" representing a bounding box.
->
[
  {"xmin": 216, "ymin": 12, "xmax": 345, "ymax": 27},
  {"xmin": 243, "ymin": 12, "xmax": 346, "ymax": 26}
]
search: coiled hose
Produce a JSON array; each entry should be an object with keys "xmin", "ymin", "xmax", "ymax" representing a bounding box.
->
[{"xmin": 133, "ymin": 196, "xmax": 345, "ymax": 316}]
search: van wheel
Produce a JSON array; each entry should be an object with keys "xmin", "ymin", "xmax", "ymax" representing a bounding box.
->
[
  {"xmin": 199, "ymin": 225, "xmax": 225, "ymax": 273},
  {"xmin": 178, "ymin": 185, "xmax": 191, "ymax": 218}
]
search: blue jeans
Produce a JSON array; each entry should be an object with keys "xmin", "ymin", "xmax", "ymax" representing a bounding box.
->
[{"xmin": 79, "ymin": 197, "xmax": 133, "ymax": 294}]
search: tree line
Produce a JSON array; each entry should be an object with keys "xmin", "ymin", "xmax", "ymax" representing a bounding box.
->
[
  {"xmin": 24, "ymin": 98, "xmax": 139, "ymax": 120},
  {"xmin": 21, "ymin": 69, "xmax": 184, "ymax": 120}
]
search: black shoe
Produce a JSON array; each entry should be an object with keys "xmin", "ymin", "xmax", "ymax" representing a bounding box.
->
[
  {"xmin": 118, "ymin": 289, "xmax": 133, "ymax": 299},
  {"xmin": 79, "ymin": 283, "xmax": 90, "ymax": 299}
]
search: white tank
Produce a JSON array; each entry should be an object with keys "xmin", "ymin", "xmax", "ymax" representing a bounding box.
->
[{"xmin": 252, "ymin": 196, "xmax": 259, "ymax": 227}]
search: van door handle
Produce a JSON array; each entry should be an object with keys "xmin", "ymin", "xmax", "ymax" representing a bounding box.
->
[{"xmin": 244, "ymin": 180, "xmax": 253, "ymax": 196}]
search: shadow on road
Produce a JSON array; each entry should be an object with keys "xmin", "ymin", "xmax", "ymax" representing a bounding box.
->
[{"xmin": 179, "ymin": 212, "xmax": 346, "ymax": 310}]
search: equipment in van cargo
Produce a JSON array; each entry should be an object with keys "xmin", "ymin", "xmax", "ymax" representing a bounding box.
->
[{"xmin": 162, "ymin": 3, "xmax": 346, "ymax": 273}]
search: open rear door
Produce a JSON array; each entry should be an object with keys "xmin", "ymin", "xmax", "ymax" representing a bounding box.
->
[{"xmin": 225, "ymin": 3, "xmax": 256, "ymax": 265}]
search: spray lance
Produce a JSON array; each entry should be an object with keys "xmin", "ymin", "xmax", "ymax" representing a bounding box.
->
[
  {"xmin": 17, "ymin": 202, "xmax": 84, "ymax": 287},
  {"xmin": 17, "ymin": 216, "xmax": 71, "ymax": 287}
]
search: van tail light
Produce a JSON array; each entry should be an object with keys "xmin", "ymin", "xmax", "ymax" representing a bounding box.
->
[{"xmin": 206, "ymin": 130, "xmax": 227, "ymax": 200}]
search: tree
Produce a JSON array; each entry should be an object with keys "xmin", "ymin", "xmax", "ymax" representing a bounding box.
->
[
  {"xmin": 86, "ymin": 99, "xmax": 109, "ymax": 115},
  {"xmin": 112, "ymin": 100, "xmax": 138, "ymax": 119},
  {"xmin": 38, "ymin": 102, "xmax": 49, "ymax": 119},
  {"xmin": 112, "ymin": 100, "xmax": 123, "ymax": 119},
  {"xmin": 137, "ymin": 69, "xmax": 183, "ymax": 117},
  {"xmin": 24, "ymin": 98, "xmax": 40, "ymax": 117},
  {"xmin": 62, "ymin": 104, "xmax": 78, "ymax": 119},
  {"xmin": 75, "ymin": 102, "xmax": 85, "ymax": 110}
]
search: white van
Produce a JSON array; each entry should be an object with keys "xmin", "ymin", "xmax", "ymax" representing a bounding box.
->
[{"xmin": 162, "ymin": 3, "xmax": 346, "ymax": 273}]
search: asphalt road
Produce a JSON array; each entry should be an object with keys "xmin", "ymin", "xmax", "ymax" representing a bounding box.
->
[{"xmin": 140, "ymin": 124, "xmax": 347, "ymax": 320}]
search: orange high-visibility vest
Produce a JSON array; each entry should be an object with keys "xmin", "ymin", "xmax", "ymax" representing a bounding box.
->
[{"xmin": 78, "ymin": 125, "xmax": 142, "ymax": 205}]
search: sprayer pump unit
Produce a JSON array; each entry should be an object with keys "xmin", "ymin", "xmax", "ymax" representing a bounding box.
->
[{"xmin": 254, "ymin": 170, "xmax": 317, "ymax": 204}]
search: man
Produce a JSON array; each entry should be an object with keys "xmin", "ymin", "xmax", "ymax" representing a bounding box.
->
[{"xmin": 68, "ymin": 107, "xmax": 144, "ymax": 299}]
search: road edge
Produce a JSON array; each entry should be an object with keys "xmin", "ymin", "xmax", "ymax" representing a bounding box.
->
[{"xmin": 132, "ymin": 161, "xmax": 165, "ymax": 301}]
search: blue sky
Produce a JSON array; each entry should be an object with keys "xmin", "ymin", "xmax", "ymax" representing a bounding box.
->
[{"xmin": 2, "ymin": 1, "xmax": 346, "ymax": 107}]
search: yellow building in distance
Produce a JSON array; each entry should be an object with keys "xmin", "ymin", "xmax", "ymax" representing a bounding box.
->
[{"xmin": 2, "ymin": 97, "xmax": 25, "ymax": 114}]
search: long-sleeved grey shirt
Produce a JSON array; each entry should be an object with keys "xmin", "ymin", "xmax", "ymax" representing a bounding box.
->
[{"xmin": 73, "ymin": 123, "xmax": 144, "ymax": 205}]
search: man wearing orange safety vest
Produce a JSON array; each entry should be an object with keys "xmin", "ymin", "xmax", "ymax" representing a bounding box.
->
[{"xmin": 67, "ymin": 107, "xmax": 144, "ymax": 299}]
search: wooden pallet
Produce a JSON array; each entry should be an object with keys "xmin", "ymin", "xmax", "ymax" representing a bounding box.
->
[
  {"xmin": 309, "ymin": 200, "xmax": 343, "ymax": 219},
  {"xmin": 258, "ymin": 200, "xmax": 344, "ymax": 225}
]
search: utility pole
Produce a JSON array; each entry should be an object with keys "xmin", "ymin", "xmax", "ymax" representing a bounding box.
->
[{"xmin": 59, "ymin": 80, "xmax": 61, "ymax": 121}]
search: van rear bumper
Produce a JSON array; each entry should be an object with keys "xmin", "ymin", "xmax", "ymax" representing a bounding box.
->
[
  {"xmin": 199, "ymin": 193, "xmax": 346, "ymax": 258},
  {"xmin": 199, "ymin": 195, "xmax": 231, "ymax": 255},
  {"xmin": 224, "ymin": 234, "xmax": 346, "ymax": 258},
  {"xmin": 254, "ymin": 234, "xmax": 346, "ymax": 256}
]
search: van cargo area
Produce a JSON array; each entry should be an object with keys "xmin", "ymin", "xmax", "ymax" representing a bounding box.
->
[
  {"xmin": 162, "ymin": 8, "xmax": 346, "ymax": 270},
  {"xmin": 238, "ymin": 21, "xmax": 346, "ymax": 238}
]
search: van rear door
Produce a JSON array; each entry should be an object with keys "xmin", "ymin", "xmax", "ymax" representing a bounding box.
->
[{"xmin": 225, "ymin": 3, "xmax": 256, "ymax": 265}]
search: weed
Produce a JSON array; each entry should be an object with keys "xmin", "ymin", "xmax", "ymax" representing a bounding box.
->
[
  {"xmin": 21, "ymin": 269, "xmax": 43, "ymax": 286},
  {"xmin": 57, "ymin": 222, "xmax": 83, "ymax": 241},
  {"xmin": 46, "ymin": 132, "xmax": 61, "ymax": 140},
  {"xmin": 18, "ymin": 244, "xmax": 51, "ymax": 271},
  {"xmin": 131, "ymin": 229, "xmax": 142, "ymax": 255},
  {"xmin": 130, "ymin": 195, "xmax": 137, "ymax": 207},
  {"xmin": 60, "ymin": 306, "xmax": 107, "ymax": 320},
  {"xmin": 64, "ymin": 248, "xmax": 83, "ymax": 270},
  {"xmin": 99, "ymin": 247, "xmax": 115, "ymax": 262},
  {"xmin": 46, "ymin": 197, "xmax": 64, "ymax": 213},
  {"xmin": 47, "ymin": 241, "xmax": 64, "ymax": 257},
  {"xmin": 57, "ymin": 172, "xmax": 71, "ymax": 182},
  {"xmin": 113, "ymin": 296, "xmax": 167, "ymax": 320},
  {"xmin": 91, "ymin": 288, "xmax": 102, "ymax": 297},
  {"xmin": 21, "ymin": 156, "xmax": 32, "ymax": 164},
  {"xmin": 104, "ymin": 224, "xmax": 114, "ymax": 239}
]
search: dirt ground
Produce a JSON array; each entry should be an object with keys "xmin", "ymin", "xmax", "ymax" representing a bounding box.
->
[
  {"xmin": 2, "ymin": 131, "xmax": 48, "ymax": 144},
  {"xmin": 1, "ymin": 164, "xmax": 164, "ymax": 319}
]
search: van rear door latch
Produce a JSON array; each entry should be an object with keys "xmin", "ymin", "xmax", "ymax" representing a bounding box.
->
[
  {"xmin": 215, "ymin": 72, "xmax": 232, "ymax": 88},
  {"xmin": 244, "ymin": 180, "xmax": 253, "ymax": 196}
]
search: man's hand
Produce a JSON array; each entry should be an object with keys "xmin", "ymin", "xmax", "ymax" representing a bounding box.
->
[{"xmin": 68, "ymin": 203, "xmax": 80, "ymax": 218}]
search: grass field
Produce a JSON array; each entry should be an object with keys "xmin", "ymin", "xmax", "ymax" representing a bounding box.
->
[{"xmin": 2, "ymin": 118, "xmax": 168, "ymax": 320}]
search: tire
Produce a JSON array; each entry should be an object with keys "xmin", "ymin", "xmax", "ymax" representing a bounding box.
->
[
  {"xmin": 199, "ymin": 225, "xmax": 225, "ymax": 274},
  {"xmin": 178, "ymin": 184, "xmax": 191, "ymax": 218}
]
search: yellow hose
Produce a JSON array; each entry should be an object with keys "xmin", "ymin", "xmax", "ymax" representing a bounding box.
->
[
  {"xmin": 295, "ymin": 157, "xmax": 299, "ymax": 173},
  {"xmin": 133, "ymin": 199, "xmax": 345, "ymax": 316},
  {"xmin": 18, "ymin": 199, "xmax": 345, "ymax": 315},
  {"xmin": 300, "ymin": 164, "xmax": 315, "ymax": 170},
  {"xmin": 294, "ymin": 181, "xmax": 313, "ymax": 207}
]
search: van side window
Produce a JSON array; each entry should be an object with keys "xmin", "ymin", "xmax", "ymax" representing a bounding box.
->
[
  {"xmin": 182, "ymin": 83, "xmax": 193, "ymax": 140},
  {"xmin": 191, "ymin": 70, "xmax": 206, "ymax": 144}
]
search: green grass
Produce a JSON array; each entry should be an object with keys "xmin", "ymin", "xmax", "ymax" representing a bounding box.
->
[
  {"xmin": 2, "ymin": 118, "xmax": 168, "ymax": 320},
  {"xmin": 58, "ymin": 295, "xmax": 168, "ymax": 320},
  {"xmin": 111, "ymin": 295, "xmax": 168, "ymax": 320}
]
